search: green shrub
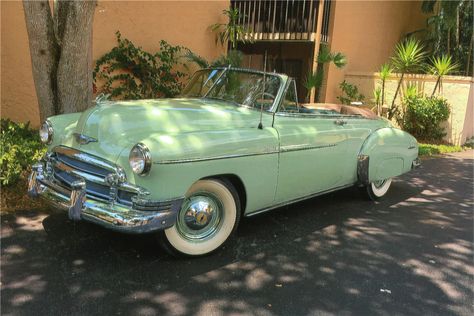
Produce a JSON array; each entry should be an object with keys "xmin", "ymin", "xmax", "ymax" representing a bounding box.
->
[
  {"xmin": 401, "ymin": 96, "xmax": 450, "ymax": 142},
  {"xmin": 337, "ymin": 80, "xmax": 365, "ymax": 105},
  {"xmin": 93, "ymin": 31, "xmax": 187, "ymax": 100},
  {"xmin": 0, "ymin": 119, "xmax": 46, "ymax": 186},
  {"xmin": 418, "ymin": 143, "xmax": 463, "ymax": 156}
]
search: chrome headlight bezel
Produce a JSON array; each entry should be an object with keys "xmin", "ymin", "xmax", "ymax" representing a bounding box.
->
[
  {"xmin": 129, "ymin": 143, "xmax": 152, "ymax": 176},
  {"xmin": 39, "ymin": 120, "xmax": 53, "ymax": 144}
]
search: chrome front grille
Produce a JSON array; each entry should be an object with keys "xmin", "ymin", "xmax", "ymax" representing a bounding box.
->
[{"xmin": 49, "ymin": 146, "xmax": 138, "ymax": 206}]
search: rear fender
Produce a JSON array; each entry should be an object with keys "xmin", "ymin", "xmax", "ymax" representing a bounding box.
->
[{"xmin": 357, "ymin": 127, "xmax": 418, "ymax": 184}]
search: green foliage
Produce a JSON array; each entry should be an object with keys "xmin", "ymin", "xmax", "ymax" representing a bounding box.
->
[
  {"xmin": 389, "ymin": 37, "xmax": 426, "ymax": 118},
  {"xmin": 420, "ymin": 0, "xmax": 473, "ymax": 76},
  {"xmin": 379, "ymin": 63, "xmax": 393, "ymax": 82},
  {"xmin": 184, "ymin": 49, "xmax": 244, "ymax": 69},
  {"xmin": 0, "ymin": 119, "xmax": 46, "ymax": 186},
  {"xmin": 418, "ymin": 143, "xmax": 463, "ymax": 156},
  {"xmin": 303, "ymin": 70, "xmax": 324, "ymax": 99},
  {"xmin": 401, "ymin": 96, "xmax": 450, "ymax": 141},
  {"xmin": 93, "ymin": 31, "xmax": 186, "ymax": 100},
  {"xmin": 372, "ymin": 86, "xmax": 382, "ymax": 111},
  {"xmin": 210, "ymin": 8, "xmax": 253, "ymax": 49},
  {"xmin": 428, "ymin": 54, "xmax": 459, "ymax": 96},
  {"xmin": 391, "ymin": 37, "xmax": 426, "ymax": 74},
  {"xmin": 404, "ymin": 83, "xmax": 420, "ymax": 100},
  {"xmin": 304, "ymin": 45, "xmax": 347, "ymax": 102},
  {"xmin": 376, "ymin": 63, "xmax": 393, "ymax": 115},
  {"xmin": 337, "ymin": 80, "xmax": 365, "ymax": 105},
  {"xmin": 429, "ymin": 54, "xmax": 459, "ymax": 76}
]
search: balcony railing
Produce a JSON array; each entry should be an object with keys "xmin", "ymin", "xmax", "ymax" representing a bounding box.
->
[{"xmin": 231, "ymin": 0, "xmax": 331, "ymax": 42}]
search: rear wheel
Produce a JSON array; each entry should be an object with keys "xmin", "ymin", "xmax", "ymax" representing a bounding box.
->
[
  {"xmin": 159, "ymin": 179, "xmax": 240, "ymax": 257},
  {"xmin": 363, "ymin": 178, "xmax": 393, "ymax": 201}
]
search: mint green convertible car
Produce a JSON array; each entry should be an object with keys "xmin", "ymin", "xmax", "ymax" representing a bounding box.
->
[{"xmin": 28, "ymin": 68, "xmax": 420, "ymax": 256}]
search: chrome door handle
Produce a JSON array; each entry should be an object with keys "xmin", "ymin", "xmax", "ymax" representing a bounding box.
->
[{"xmin": 334, "ymin": 119, "xmax": 347, "ymax": 126}]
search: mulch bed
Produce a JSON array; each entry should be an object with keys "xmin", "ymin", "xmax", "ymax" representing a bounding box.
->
[{"xmin": 1, "ymin": 176, "xmax": 47, "ymax": 213}]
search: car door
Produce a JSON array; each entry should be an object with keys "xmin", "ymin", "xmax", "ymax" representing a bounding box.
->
[{"xmin": 273, "ymin": 80, "xmax": 349, "ymax": 203}]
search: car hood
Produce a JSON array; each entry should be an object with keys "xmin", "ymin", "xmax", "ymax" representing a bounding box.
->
[{"xmin": 72, "ymin": 98, "xmax": 262, "ymax": 162}]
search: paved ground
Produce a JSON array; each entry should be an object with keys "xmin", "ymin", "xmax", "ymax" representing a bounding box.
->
[{"xmin": 1, "ymin": 151, "xmax": 473, "ymax": 316}]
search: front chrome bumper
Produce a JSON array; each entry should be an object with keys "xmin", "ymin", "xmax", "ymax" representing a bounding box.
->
[{"xmin": 28, "ymin": 161, "xmax": 183, "ymax": 234}]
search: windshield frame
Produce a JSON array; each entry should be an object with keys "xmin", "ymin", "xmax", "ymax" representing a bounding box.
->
[{"xmin": 183, "ymin": 67, "xmax": 288, "ymax": 113}]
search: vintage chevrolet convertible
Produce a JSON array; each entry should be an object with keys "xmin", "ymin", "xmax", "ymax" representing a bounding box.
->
[{"xmin": 28, "ymin": 68, "xmax": 420, "ymax": 256}]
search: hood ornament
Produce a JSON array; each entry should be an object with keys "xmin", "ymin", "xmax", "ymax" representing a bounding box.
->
[{"xmin": 73, "ymin": 133, "xmax": 98, "ymax": 145}]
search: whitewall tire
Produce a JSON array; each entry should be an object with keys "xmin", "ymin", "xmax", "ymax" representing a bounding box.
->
[
  {"xmin": 365, "ymin": 178, "xmax": 392, "ymax": 201},
  {"xmin": 160, "ymin": 179, "xmax": 240, "ymax": 257}
]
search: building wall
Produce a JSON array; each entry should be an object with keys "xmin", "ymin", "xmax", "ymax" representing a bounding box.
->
[
  {"xmin": 344, "ymin": 72, "xmax": 474, "ymax": 145},
  {"xmin": 323, "ymin": 0, "xmax": 428, "ymax": 103},
  {"xmin": 1, "ymin": 0, "xmax": 228, "ymax": 127}
]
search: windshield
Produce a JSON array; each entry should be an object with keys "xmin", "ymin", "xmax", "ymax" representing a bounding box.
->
[{"xmin": 181, "ymin": 69, "xmax": 281, "ymax": 111}]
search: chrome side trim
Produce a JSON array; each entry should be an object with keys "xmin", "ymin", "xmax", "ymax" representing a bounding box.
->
[
  {"xmin": 275, "ymin": 112, "xmax": 363, "ymax": 119},
  {"xmin": 280, "ymin": 143, "xmax": 336, "ymax": 153},
  {"xmin": 154, "ymin": 150, "xmax": 279, "ymax": 165},
  {"xmin": 245, "ymin": 183, "xmax": 354, "ymax": 217}
]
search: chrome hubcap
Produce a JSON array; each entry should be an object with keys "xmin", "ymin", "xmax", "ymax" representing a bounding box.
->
[{"xmin": 176, "ymin": 193, "xmax": 223, "ymax": 241}]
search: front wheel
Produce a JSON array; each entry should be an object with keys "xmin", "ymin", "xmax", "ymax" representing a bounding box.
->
[
  {"xmin": 363, "ymin": 178, "xmax": 393, "ymax": 201},
  {"xmin": 159, "ymin": 179, "xmax": 240, "ymax": 257}
]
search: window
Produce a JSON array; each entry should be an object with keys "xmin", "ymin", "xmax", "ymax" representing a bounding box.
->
[{"xmin": 279, "ymin": 79, "xmax": 299, "ymax": 113}]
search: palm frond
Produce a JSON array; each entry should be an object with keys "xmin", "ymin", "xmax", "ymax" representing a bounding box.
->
[
  {"xmin": 391, "ymin": 37, "xmax": 426, "ymax": 73},
  {"xmin": 332, "ymin": 52, "xmax": 347, "ymax": 68},
  {"xmin": 379, "ymin": 63, "xmax": 393, "ymax": 81},
  {"xmin": 303, "ymin": 71, "xmax": 324, "ymax": 91},
  {"xmin": 429, "ymin": 54, "xmax": 460, "ymax": 76},
  {"xmin": 183, "ymin": 50, "xmax": 209, "ymax": 69}
]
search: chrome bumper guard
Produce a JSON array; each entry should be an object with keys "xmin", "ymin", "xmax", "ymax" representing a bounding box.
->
[
  {"xmin": 28, "ymin": 160, "xmax": 183, "ymax": 234},
  {"xmin": 412, "ymin": 157, "xmax": 421, "ymax": 169}
]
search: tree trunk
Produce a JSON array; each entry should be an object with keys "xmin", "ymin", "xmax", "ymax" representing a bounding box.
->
[
  {"xmin": 431, "ymin": 76, "xmax": 441, "ymax": 97},
  {"xmin": 23, "ymin": 0, "xmax": 59, "ymax": 123},
  {"xmin": 381, "ymin": 79, "xmax": 385, "ymax": 106},
  {"xmin": 23, "ymin": 0, "xmax": 96, "ymax": 121},
  {"xmin": 389, "ymin": 73, "xmax": 404, "ymax": 119},
  {"xmin": 56, "ymin": 0, "xmax": 96, "ymax": 113}
]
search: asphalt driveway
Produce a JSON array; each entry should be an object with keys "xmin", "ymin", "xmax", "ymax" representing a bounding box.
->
[{"xmin": 1, "ymin": 151, "xmax": 473, "ymax": 316}]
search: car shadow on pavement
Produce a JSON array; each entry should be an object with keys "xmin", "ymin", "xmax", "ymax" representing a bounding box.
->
[{"xmin": 1, "ymin": 156, "xmax": 473, "ymax": 316}]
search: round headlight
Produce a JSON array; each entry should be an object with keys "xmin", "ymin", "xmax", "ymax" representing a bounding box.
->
[
  {"xmin": 129, "ymin": 143, "xmax": 152, "ymax": 175},
  {"xmin": 39, "ymin": 120, "xmax": 53, "ymax": 144}
]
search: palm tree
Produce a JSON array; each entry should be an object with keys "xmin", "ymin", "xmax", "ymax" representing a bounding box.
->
[
  {"xmin": 428, "ymin": 54, "xmax": 459, "ymax": 96},
  {"xmin": 389, "ymin": 38, "xmax": 426, "ymax": 119},
  {"xmin": 210, "ymin": 8, "xmax": 252, "ymax": 49},
  {"xmin": 304, "ymin": 45, "xmax": 347, "ymax": 102},
  {"xmin": 303, "ymin": 71, "xmax": 324, "ymax": 101},
  {"xmin": 184, "ymin": 49, "xmax": 243, "ymax": 69},
  {"xmin": 379, "ymin": 63, "xmax": 392, "ymax": 107}
]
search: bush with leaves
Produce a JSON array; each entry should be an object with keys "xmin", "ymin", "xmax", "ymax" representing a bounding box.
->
[
  {"xmin": 93, "ymin": 32, "xmax": 187, "ymax": 100},
  {"xmin": 401, "ymin": 96, "xmax": 450, "ymax": 142},
  {"xmin": 0, "ymin": 119, "xmax": 46, "ymax": 186},
  {"xmin": 337, "ymin": 80, "xmax": 365, "ymax": 105}
]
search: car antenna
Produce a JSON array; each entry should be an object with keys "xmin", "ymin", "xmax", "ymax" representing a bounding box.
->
[{"xmin": 258, "ymin": 50, "xmax": 267, "ymax": 130}]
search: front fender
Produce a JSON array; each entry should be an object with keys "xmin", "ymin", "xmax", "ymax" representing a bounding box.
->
[
  {"xmin": 357, "ymin": 127, "xmax": 418, "ymax": 184},
  {"xmin": 115, "ymin": 127, "xmax": 280, "ymax": 213}
]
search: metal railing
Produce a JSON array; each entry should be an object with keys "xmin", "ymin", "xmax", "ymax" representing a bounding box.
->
[{"xmin": 231, "ymin": 0, "xmax": 331, "ymax": 42}]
